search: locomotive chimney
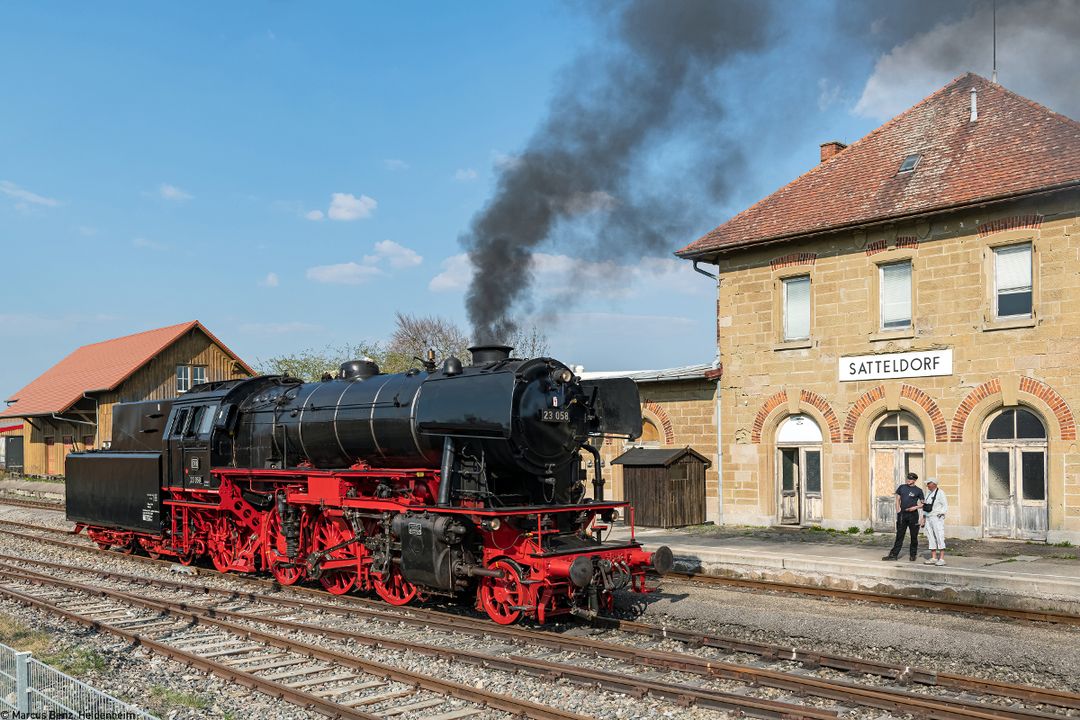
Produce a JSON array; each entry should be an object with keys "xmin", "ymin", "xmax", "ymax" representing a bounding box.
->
[{"xmin": 468, "ymin": 345, "xmax": 513, "ymax": 365}]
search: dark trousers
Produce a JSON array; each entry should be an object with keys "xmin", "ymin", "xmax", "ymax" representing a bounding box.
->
[{"xmin": 889, "ymin": 511, "xmax": 920, "ymax": 558}]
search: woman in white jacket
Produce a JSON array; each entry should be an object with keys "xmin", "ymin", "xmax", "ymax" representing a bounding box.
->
[{"xmin": 921, "ymin": 478, "xmax": 948, "ymax": 566}]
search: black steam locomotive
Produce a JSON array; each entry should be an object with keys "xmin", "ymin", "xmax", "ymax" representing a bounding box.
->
[{"xmin": 67, "ymin": 345, "xmax": 672, "ymax": 624}]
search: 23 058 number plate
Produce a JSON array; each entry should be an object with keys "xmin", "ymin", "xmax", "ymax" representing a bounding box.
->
[{"xmin": 540, "ymin": 409, "xmax": 570, "ymax": 423}]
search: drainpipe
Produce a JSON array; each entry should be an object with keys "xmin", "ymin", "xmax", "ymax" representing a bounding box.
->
[
  {"xmin": 82, "ymin": 392, "xmax": 100, "ymax": 447},
  {"xmin": 693, "ymin": 260, "xmax": 724, "ymax": 526}
]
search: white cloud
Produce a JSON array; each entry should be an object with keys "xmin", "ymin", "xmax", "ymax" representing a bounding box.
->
[
  {"xmin": 492, "ymin": 152, "xmax": 521, "ymax": 170},
  {"xmin": 854, "ymin": 0, "xmax": 1080, "ymax": 121},
  {"xmin": 306, "ymin": 240, "xmax": 421, "ymax": 286},
  {"xmin": 0, "ymin": 180, "xmax": 59, "ymax": 207},
  {"xmin": 384, "ymin": 159, "xmax": 409, "ymax": 171},
  {"xmin": 159, "ymin": 183, "xmax": 192, "ymax": 201},
  {"xmin": 259, "ymin": 272, "xmax": 280, "ymax": 288},
  {"xmin": 453, "ymin": 168, "xmax": 478, "ymax": 182},
  {"xmin": 132, "ymin": 237, "xmax": 168, "ymax": 251},
  {"xmin": 306, "ymin": 262, "xmax": 383, "ymax": 285},
  {"xmin": 304, "ymin": 209, "xmax": 325, "ymax": 221},
  {"xmin": 369, "ymin": 240, "xmax": 422, "ymax": 268},
  {"xmin": 817, "ymin": 78, "xmax": 841, "ymax": 112},
  {"xmin": 327, "ymin": 192, "xmax": 377, "ymax": 221},
  {"xmin": 429, "ymin": 254, "xmax": 472, "ymax": 292}
]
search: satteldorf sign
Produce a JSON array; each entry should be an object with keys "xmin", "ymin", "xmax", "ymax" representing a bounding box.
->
[{"xmin": 839, "ymin": 349, "xmax": 952, "ymax": 382}]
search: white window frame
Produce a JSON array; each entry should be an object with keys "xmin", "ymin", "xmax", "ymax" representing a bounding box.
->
[
  {"xmin": 191, "ymin": 365, "xmax": 207, "ymax": 386},
  {"xmin": 176, "ymin": 365, "xmax": 191, "ymax": 394},
  {"xmin": 782, "ymin": 275, "xmax": 811, "ymax": 341},
  {"xmin": 993, "ymin": 243, "xmax": 1033, "ymax": 320},
  {"xmin": 879, "ymin": 260, "xmax": 912, "ymax": 331}
]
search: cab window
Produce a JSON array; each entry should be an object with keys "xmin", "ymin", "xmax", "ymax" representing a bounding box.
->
[
  {"xmin": 171, "ymin": 408, "xmax": 190, "ymax": 437},
  {"xmin": 199, "ymin": 404, "xmax": 219, "ymax": 436},
  {"xmin": 186, "ymin": 406, "xmax": 206, "ymax": 436}
]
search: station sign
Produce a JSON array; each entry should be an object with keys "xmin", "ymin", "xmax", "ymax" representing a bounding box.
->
[{"xmin": 839, "ymin": 349, "xmax": 952, "ymax": 382}]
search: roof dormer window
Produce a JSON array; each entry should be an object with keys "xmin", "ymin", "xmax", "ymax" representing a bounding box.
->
[{"xmin": 898, "ymin": 154, "xmax": 921, "ymax": 174}]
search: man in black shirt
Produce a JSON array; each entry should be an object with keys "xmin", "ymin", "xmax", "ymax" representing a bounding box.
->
[{"xmin": 882, "ymin": 472, "xmax": 924, "ymax": 561}]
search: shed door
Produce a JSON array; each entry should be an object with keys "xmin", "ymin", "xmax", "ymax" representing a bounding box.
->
[{"xmin": 5, "ymin": 437, "xmax": 22, "ymax": 473}]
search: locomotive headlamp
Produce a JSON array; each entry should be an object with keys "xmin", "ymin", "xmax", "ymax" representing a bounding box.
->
[
  {"xmin": 481, "ymin": 518, "xmax": 502, "ymax": 532},
  {"xmin": 555, "ymin": 368, "xmax": 573, "ymax": 384}
]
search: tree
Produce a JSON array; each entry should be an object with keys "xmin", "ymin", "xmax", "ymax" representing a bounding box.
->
[
  {"xmin": 255, "ymin": 342, "xmax": 387, "ymax": 382},
  {"xmin": 388, "ymin": 312, "xmax": 470, "ymax": 364},
  {"xmin": 507, "ymin": 323, "xmax": 550, "ymax": 358}
]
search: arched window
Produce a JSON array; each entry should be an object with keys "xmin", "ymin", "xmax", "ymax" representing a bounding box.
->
[
  {"xmin": 982, "ymin": 407, "xmax": 1047, "ymax": 540},
  {"xmin": 639, "ymin": 419, "xmax": 662, "ymax": 445},
  {"xmin": 776, "ymin": 415, "xmax": 822, "ymax": 525},
  {"xmin": 869, "ymin": 411, "xmax": 925, "ymax": 531}
]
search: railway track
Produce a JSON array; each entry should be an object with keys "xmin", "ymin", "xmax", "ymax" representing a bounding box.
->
[
  {"xmin": 0, "ymin": 495, "xmax": 64, "ymax": 512},
  {"xmin": 0, "ymin": 537, "xmax": 1074, "ymax": 720},
  {"xmin": 662, "ymin": 570, "xmax": 1080, "ymax": 627}
]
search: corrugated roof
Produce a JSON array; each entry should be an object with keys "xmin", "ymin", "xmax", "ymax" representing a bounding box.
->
[
  {"xmin": 0, "ymin": 321, "xmax": 253, "ymax": 418},
  {"xmin": 578, "ymin": 363, "xmax": 717, "ymax": 384},
  {"xmin": 678, "ymin": 74, "xmax": 1080, "ymax": 258}
]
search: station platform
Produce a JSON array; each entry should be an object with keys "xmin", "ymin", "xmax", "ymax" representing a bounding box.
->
[{"xmin": 611, "ymin": 523, "xmax": 1080, "ymax": 615}]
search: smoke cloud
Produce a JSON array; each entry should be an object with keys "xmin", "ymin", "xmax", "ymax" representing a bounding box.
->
[
  {"xmin": 461, "ymin": 0, "xmax": 774, "ymax": 343},
  {"xmin": 851, "ymin": 0, "xmax": 1080, "ymax": 120}
]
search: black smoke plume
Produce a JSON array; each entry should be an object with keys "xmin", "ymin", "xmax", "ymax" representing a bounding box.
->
[{"xmin": 462, "ymin": 0, "xmax": 774, "ymax": 343}]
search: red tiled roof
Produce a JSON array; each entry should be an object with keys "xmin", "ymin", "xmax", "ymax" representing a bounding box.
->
[
  {"xmin": 678, "ymin": 74, "xmax": 1080, "ymax": 258},
  {"xmin": 0, "ymin": 321, "xmax": 254, "ymax": 418}
]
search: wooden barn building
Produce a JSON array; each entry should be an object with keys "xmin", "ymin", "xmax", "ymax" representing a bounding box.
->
[{"xmin": 0, "ymin": 321, "xmax": 252, "ymax": 477}]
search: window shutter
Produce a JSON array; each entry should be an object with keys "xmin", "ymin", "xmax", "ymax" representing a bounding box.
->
[
  {"xmin": 996, "ymin": 245, "xmax": 1032, "ymax": 292},
  {"xmin": 881, "ymin": 262, "xmax": 912, "ymax": 328},
  {"xmin": 784, "ymin": 276, "xmax": 810, "ymax": 340}
]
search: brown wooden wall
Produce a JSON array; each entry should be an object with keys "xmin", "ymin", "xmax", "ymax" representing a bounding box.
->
[
  {"xmin": 623, "ymin": 457, "xmax": 707, "ymax": 528},
  {"xmin": 12, "ymin": 327, "xmax": 248, "ymax": 476}
]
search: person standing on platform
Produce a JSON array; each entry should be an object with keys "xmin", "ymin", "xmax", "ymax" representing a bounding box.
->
[
  {"xmin": 921, "ymin": 478, "xmax": 948, "ymax": 566},
  {"xmin": 882, "ymin": 472, "xmax": 924, "ymax": 561}
]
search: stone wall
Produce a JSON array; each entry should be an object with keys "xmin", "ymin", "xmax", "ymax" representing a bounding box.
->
[{"xmin": 714, "ymin": 189, "xmax": 1080, "ymax": 541}]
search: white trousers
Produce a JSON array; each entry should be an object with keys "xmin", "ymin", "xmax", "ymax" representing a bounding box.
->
[{"xmin": 924, "ymin": 515, "xmax": 946, "ymax": 550}]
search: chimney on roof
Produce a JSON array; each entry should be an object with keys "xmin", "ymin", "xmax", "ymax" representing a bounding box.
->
[
  {"xmin": 819, "ymin": 140, "xmax": 847, "ymax": 163},
  {"xmin": 970, "ymin": 87, "xmax": 978, "ymax": 122}
]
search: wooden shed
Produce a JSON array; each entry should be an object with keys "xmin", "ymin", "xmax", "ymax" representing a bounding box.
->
[{"xmin": 612, "ymin": 447, "xmax": 711, "ymax": 528}]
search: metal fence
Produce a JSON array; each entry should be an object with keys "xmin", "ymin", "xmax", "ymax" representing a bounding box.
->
[{"xmin": 0, "ymin": 641, "xmax": 157, "ymax": 719}]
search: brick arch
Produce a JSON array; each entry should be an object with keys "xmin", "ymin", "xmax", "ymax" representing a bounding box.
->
[
  {"xmin": 1020, "ymin": 377, "xmax": 1076, "ymax": 440},
  {"xmin": 798, "ymin": 390, "xmax": 842, "ymax": 443},
  {"xmin": 899, "ymin": 384, "xmax": 949, "ymax": 442},
  {"xmin": 842, "ymin": 386, "xmax": 885, "ymax": 442},
  {"xmin": 641, "ymin": 400, "xmax": 676, "ymax": 444},
  {"xmin": 950, "ymin": 379, "xmax": 1002, "ymax": 442},
  {"xmin": 751, "ymin": 390, "xmax": 788, "ymax": 444}
]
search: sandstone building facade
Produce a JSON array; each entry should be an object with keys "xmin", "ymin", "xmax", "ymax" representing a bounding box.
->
[{"xmin": 679, "ymin": 74, "xmax": 1080, "ymax": 542}]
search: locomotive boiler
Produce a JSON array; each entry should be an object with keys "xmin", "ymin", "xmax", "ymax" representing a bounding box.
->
[{"xmin": 66, "ymin": 345, "xmax": 673, "ymax": 624}]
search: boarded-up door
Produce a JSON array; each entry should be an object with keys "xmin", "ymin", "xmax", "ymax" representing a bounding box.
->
[{"xmin": 5, "ymin": 437, "xmax": 23, "ymax": 474}]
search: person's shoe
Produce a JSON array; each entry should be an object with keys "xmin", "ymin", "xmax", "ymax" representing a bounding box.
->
[
  {"xmin": 923, "ymin": 559, "xmax": 936, "ymax": 564},
  {"xmin": 881, "ymin": 555, "xmax": 898, "ymax": 561},
  {"xmin": 909, "ymin": 556, "xmax": 917, "ymax": 561},
  {"xmin": 935, "ymin": 559, "xmax": 945, "ymax": 566}
]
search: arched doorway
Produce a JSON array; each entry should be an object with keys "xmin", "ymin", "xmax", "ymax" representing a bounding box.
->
[
  {"xmin": 982, "ymin": 407, "xmax": 1048, "ymax": 540},
  {"xmin": 776, "ymin": 414, "xmax": 822, "ymax": 525},
  {"xmin": 869, "ymin": 411, "xmax": 925, "ymax": 531}
]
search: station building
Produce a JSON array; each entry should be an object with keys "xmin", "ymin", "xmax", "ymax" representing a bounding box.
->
[
  {"xmin": 0, "ymin": 321, "xmax": 252, "ymax": 477},
  {"xmin": 678, "ymin": 74, "xmax": 1080, "ymax": 543}
]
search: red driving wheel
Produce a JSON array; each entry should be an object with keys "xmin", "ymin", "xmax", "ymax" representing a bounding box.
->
[
  {"xmin": 373, "ymin": 566, "xmax": 418, "ymax": 606},
  {"xmin": 312, "ymin": 515, "xmax": 357, "ymax": 595},
  {"xmin": 208, "ymin": 516, "xmax": 240, "ymax": 573},
  {"xmin": 263, "ymin": 508, "xmax": 305, "ymax": 585},
  {"xmin": 479, "ymin": 560, "xmax": 526, "ymax": 625}
]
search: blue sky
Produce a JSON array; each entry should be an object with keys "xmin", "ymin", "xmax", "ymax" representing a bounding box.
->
[{"xmin": 1, "ymin": 1, "xmax": 1066, "ymax": 395}]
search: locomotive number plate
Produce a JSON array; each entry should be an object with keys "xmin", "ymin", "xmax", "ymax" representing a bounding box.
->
[{"xmin": 540, "ymin": 409, "xmax": 570, "ymax": 423}]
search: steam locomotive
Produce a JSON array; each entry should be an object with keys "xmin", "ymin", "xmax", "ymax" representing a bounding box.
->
[{"xmin": 66, "ymin": 345, "xmax": 672, "ymax": 624}]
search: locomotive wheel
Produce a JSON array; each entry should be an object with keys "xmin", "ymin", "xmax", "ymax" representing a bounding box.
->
[
  {"xmin": 208, "ymin": 516, "xmax": 245, "ymax": 573},
  {"xmin": 263, "ymin": 509, "xmax": 305, "ymax": 585},
  {"xmin": 312, "ymin": 516, "xmax": 357, "ymax": 595},
  {"xmin": 479, "ymin": 560, "xmax": 526, "ymax": 625},
  {"xmin": 373, "ymin": 567, "xmax": 417, "ymax": 606}
]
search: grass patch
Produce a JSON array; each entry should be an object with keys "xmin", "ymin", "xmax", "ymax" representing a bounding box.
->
[
  {"xmin": 0, "ymin": 614, "xmax": 106, "ymax": 676},
  {"xmin": 1052, "ymin": 540, "xmax": 1074, "ymax": 548},
  {"xmin": 149, "ymin": 685, "xmax": 210, "ymax": 710},
  {"xmin": 1050, "ymin": 553, "xmax": 1079, "ymax": 560},
  {"xmin": 808, "ymin": 525, "xmax": 826, "ymax": 532},
  {"xmin": 847, "ymin": 526, "xmax": 861, "ymax": 534},
  {"xmin": 863, "ymin": 528, "xmax": 875, "ymax": 534}
]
